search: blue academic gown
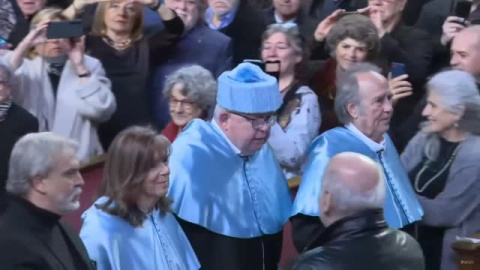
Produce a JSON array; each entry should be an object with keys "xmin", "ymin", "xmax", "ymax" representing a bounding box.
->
[
  {"xmin": 79, "ymin": 197, "xmax": 200, "ymax": 270},
  {"xmin": 292, "ymin": 127, "xmax": 423, "ymax": 228},
  {"xmin": 167, "ymin": 119, "xmax": 292, "ymax": 269},
  {"xmin": 168, "ymin": 119, "xmax": 292, "ymax": 238}
]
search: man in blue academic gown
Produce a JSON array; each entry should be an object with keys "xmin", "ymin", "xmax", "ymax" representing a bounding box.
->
[
  {"xmin": 168, "ymin": 63, "xmax": 292, "ymax": 270},
  {"xmin": 291, "ymin": 63, "xmax": 423, "ymax": 252}
]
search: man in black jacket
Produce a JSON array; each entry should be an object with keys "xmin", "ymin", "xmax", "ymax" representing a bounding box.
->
[
  {"xmin": 206, "ymin": 0, "xmax": 267, "ymax": 65},
  {"xmin": 0, "ymin": 132, "xmax": 94, "ymax": 269},
  {"xmin": 288, "ymin": 152, "xmax": 425, "ymax": 270}
]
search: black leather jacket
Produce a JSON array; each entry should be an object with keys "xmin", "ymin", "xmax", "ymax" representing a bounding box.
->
[{"xmin": 288, "ymin": 210, "xmax": 425, "ymax": 270}]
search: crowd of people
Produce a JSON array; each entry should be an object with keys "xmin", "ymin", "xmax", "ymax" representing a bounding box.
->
[{"xmin": 0, "ymin": 0, "xmax": 479, "ymax": 269}]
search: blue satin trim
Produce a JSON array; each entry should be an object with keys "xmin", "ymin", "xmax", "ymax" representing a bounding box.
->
[
  {"xmin": 291, "ymin": 127, "xmax": 423, "ymax": 228},
  {"xmin": 80, "ymin": 197, "xmax": 200, "ymax": 270},
  {"xmin": 168, "ymin": 119, "xmax": 292, "ymax": 238}
]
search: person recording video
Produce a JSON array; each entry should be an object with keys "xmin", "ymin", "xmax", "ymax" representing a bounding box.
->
[{"xmin": 0, "ymin": 8, "xmax": 116, "ymax": 160}]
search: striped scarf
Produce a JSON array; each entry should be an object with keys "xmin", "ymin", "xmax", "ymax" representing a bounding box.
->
[{"xmin": 0, "ymin": 96, "xmax": 12, "ymax": 122}]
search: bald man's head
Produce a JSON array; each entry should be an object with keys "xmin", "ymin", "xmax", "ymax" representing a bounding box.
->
[
  {"xmin": 319, "ymin": 152, "xmax": 386, "ymax": 227},
  {"xmin": 451, "ymin": 26, "xmax": 480, "ymax": 81}
]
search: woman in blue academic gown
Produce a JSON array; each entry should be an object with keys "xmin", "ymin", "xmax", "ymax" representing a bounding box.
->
[{"xmin": 79, "ymin": 126, "xmax": 199, "ymax": 270}]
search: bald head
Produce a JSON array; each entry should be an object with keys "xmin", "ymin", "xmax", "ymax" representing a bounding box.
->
[
  {"xmin": 319, "ymin": 152, "xmax": 386, "ymax": 227},
  {"xmin": 451, "ymin": 26, "xmax": 480, "ymax": 81}
]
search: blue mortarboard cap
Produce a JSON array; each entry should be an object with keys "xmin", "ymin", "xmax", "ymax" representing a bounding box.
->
[{"xmin": 217, "ymin": 63, "xmax": 283, "ymax": 114}]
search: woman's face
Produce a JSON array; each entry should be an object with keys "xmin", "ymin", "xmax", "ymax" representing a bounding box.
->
[
  {"xmin": 140, "ymin": 159, "xmax": 170, "ymax": 200},
  {"xmin": 335, "ymin": 38, "xmax": 368, "ymax": 70},
  {"xmin": 35, "ymin": 39, "xmax": 68, "ymax": 58},
  {"xmin": 34, "ymin": 19, "xmax": 68, "ymax": 58},
  {"xmin": 422, "ymin": 91, "xmax": 462, "ymax": 134},
  {"xmin": 261, "ymin": 32, "xmax": 301, "ymax": 76},
  {"xmin": 103, "ymin": 1, "xmax": 139, "ymax": 35},
  {"xmin": 169, "ymin": 84, "xmax": 203, "ymax": 127}
]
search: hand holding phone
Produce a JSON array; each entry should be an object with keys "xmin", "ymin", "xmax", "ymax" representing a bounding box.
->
[
  {"xmin": 390, "ymin": 62, "xmax": 406, "ymax": 78},
  {"xmin": 455, "ymin": 0, "xmax": 473, "ymax": 19},
  {"xmin": 47, "ymin": 20, "xmax": 84, "ymax": 40},
  {"xmin": 243, "ymin": 59, "xmax": 281, "ymax": 82}
]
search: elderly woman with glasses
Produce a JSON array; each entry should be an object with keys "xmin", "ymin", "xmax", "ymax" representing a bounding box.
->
[
  {"xmin": 401, "ymin": 70, "xmax": 480, "ymax": 270},
  {"xmin": 261, "ymin": 24, "xmax": 320, "ymax": 179},
  {"xmin": 161, "ymin": 65, "xmax": 217, "ymax": 142}
]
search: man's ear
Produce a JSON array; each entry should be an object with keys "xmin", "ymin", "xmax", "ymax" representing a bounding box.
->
[
  {"xmin": 346, "ymin": 102, "xmax": 359, "ymax": 120},
  {"xmin": 320, "ymin": 190, "xmax": 332, "ymax": 217},
  {"xmin": 31, "ymin": 176, "xmax": 48, "ymax": 194},
  {"xmin": 218, "ymin": 111, "xmax": 230, "ymax": 129}
]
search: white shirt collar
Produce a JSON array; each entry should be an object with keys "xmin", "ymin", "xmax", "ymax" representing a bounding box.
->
[
  {"xmin": 345, "ymin": 123, "xmax": 385, "ymax": 153},
  {"xmin": 211, "ymin": 119, "xmax": 242, "ymax": 155},
  {"xmin": 274, "ymin": 12, "xmax": 297, "ymax": 24}
]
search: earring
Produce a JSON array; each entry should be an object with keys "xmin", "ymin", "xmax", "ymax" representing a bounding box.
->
[{"xmin": 453, "ymin": 122, "xmax": 459, "ymax": 128}]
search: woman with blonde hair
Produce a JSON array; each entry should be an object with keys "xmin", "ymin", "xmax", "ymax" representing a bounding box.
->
[
  {"xmin": 80, "ymin": 126, "xmax": 200, "ymax": 269},
  {"xmin": 0, "ymin": 8, "xmax": 115, "ymax": 160},
  {"xmin": 63, "ymin": 0, "xmax": 184, "ymax": 149}
]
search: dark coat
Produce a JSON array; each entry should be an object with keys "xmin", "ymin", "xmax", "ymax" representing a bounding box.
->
[
  {"xmin": 289, "ymin": 210, "xmax": 425, "ymax": 270},
  {"xmin": 263, "ymin": 6, "xmax": 319, "ymax": 46},
  {"xmin": 219, "ymin": 1, "xmax": 267, "ymax": 65},
  {"xmin": 0, "ymin": 103, "xmax": 38, "ymax": 192},
  {"xmin": 0, "ymin": 196, "xmax": 94, "ymax": 270}
]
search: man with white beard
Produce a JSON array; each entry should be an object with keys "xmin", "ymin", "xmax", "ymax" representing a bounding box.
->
[{"xmin": 0, "ymin": 132, "xmax": 93, "ymax": 269}]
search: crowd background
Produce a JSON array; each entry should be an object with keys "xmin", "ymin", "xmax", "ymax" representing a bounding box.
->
[{"xmin": 0, "ymin": 0, "xmax": 480, "ymax": 269}]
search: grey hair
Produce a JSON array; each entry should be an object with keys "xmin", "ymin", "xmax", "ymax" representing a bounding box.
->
[
  {"xmin": 322, "ymin": 159, "xmax": 386, "ymax": 216},
  {"xmin": 261, "ymin": 24, "xmax": 305, "ymax": 58},
  {"xmin": 422, "ymin": 70, "xmax": 480, "ymax": 160},
  {"xmin": 6, "ymin": 132, "xmax": 78, "ymax": 196},
  {"xmin": 334, "ymin": 63, "xmax": 382, "ymax": 124},
  {"xmin": 163, "ymin": 65, "xmax": 217, "ymax": 119},
  {"xmin": 326, "ymin": 14, "xmax": 380, "ymax": 60}
]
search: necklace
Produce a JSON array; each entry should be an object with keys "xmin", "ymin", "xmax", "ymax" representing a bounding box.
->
[
  {"xmin": 414, "ymin": 144, "xmax": 461, "ymax": 193},
  {"xmin": 102, "ymin": 36, "xmax": 132, "ymax": 51}
]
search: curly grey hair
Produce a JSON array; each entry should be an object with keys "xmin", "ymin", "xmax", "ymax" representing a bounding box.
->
[
  {"xmin": 326, "ymin": 14, "xmax": 380, "ymax": 60},
  {"xmin": 6, "ymin": 132, "xmax": 78, "ymax": 196},
  {"xmin": 334, "ymin": 63, "xmax": 382, "ymax": 125},
  {"xmin": 163, "ymin": 65, "xmax": 217, "ymax": 119},
  {"xmin": 422, "ymin": 70, "xmax": 480, "ymax": 160}
]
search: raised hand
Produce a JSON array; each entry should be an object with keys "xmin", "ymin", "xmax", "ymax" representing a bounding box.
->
[
  {"xmin": 313, "ymin": 9, "xmax": 346, "ymax": 42},
  {"xmin": 369, "ymin": 7, "xmax": 386, "ymax": 38},
  {"xmin": 72, "ymin": 0, "xmax": 109, "ymax": 12},
  {"xmin": 441, "ymin": 16, "xmax": 467, "ymax": 46},
  {"xmin": 389, "ymin": 74, "xmax": 412, "ymax": 106},
  {"xmin": 127, "ymin": 0, "xmax": 159, "ymax": 8},
  {"xmin": 23, "ymin": 21, "xmax": 49, "ymax": 48},
  {"xmin": 66, "ymin": 36, "xmax": 88, "ymax": 74}
]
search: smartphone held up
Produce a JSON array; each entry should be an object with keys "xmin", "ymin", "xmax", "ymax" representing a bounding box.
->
[{"xmin": 46, "ymin": 20, "xmax": 84, "ymax": 40}]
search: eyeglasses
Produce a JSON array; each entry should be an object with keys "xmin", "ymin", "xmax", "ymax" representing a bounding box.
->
[
  {"xmin": 169, "ymin": 98, "xmax": 196, "ymax": 110},
  {"xmin": 236, "ymin": 113, "xmax": 277, "ymax": 129}
]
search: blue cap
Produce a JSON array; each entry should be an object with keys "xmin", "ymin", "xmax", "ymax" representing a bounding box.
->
[{"xmin": 217, "ymin": 63, "xmax": 283, "ymax": 114}]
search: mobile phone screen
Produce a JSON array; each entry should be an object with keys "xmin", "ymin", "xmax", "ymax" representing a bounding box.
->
[
  {"xmin": 455, "ymin": 1, "xmax": 472, "ymax": 19},
  {"xmin": 390, "ymin": 62, "xmax": 406, "ymax": 78}
]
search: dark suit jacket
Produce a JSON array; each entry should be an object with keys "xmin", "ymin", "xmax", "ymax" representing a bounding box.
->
[
  {"xmin": 0, "ymin": 196, "xmax": 93, "ymax": 270},
  {"xmin": 0, "ymin": 103, "xmax": 38, "ymax": 192},
  {"xmin": 143, "ymin": 11, "xmax": 233, "ymax": 127},
  {"xmin": 220, "ymin": 1, "xmax": 267, "ymax": 65},
  {"xmin": 380, "ymin": 23, "xmax": 433, "ymax": 152},
  {"xmin": 263, "ymin": 6, "xmax": 319, "ymax": 46}
]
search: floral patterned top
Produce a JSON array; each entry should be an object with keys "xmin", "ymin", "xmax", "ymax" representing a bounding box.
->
[{"xmin": 268, "ymin": 85, "xmax": 321, "ymax": 179}]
